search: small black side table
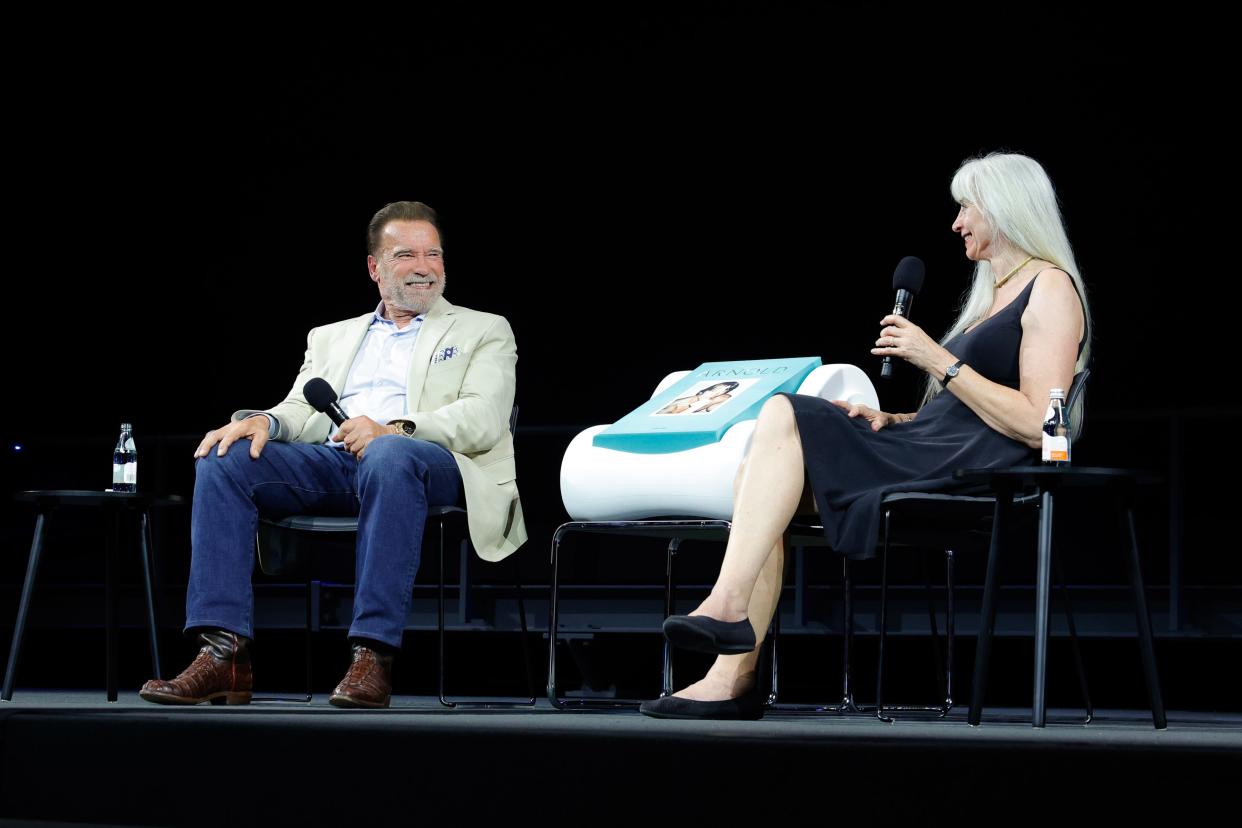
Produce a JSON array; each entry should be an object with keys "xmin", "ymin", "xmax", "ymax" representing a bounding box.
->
[
  {"xmin": 3, "ymin": 490, "xmax": 186, "ymax": 702},
  {"xmin": 953, "ymin": 466, "xmax": 1166, "ymax": 729}
]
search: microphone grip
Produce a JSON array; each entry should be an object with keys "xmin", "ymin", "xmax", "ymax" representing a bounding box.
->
[
  {"xmin": 891, "ymin": 289, "xmax": 914, "ymax": 318},
  {"xmin": 327, "ymin": 402, "xmax": 349, "ymax": 427},
  {"xmin": 879, "ymin": 290, "xmax": 914, "ymax": 380}
]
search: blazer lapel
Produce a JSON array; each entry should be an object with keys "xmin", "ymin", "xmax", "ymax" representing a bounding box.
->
[
  {"xmin": 406, "ymin": 297, "xmax": 456, "ymax": 414},
  {"xmin": 326, "ymin": 315, "xmax": 373, "ymax": 397}
]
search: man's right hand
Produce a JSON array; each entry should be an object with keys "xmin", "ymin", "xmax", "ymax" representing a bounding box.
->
[{"xmin": 194, "ymin": 416, "xmax": 271, "ymax": 459}]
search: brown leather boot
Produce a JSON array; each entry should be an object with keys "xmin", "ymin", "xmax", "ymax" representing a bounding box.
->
[
  {"xmin": 139, "ymin": 630, "xmax": 253, "ymax": 705},
  {"xmin": 328, "ymin": 643, "xmax": 394, "ymax": 709}
]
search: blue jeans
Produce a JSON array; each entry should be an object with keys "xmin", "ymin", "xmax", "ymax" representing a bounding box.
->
[{"xmin": 185, "ymin": 435, "xmax": 463, "ymax": 648}]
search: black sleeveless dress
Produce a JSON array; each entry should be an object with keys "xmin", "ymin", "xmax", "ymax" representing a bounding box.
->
[{"xmin": 783, "ymin": 276, "xmax": 1044, "ymax": 559}]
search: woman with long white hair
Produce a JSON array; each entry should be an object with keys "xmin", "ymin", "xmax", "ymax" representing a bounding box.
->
[{"xmin": 643, "ymin": 152, "xmax": 1091, "ymax": 720}]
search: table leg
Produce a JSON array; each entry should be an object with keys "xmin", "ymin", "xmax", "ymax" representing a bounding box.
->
[{"xmin": 3, "ymin": 513, "xmax": 49, "ymax": 701}]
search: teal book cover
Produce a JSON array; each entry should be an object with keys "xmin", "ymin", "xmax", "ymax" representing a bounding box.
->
[{"xmin": 592, "ymin": 357, "xmax": 822, "ymax": 454}]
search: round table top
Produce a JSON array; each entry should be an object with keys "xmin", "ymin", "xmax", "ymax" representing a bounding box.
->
[
  {"xmin": 953, "ymin": 466, "xmax": 1162, "ymax": 488},
  {"xmin": 16, "ymin": 490, "xmax": 187, "ymax": 507}
]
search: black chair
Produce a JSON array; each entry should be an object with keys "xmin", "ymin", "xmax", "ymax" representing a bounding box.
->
[
  {"xmin": 256, "ymin": 407, "xmax": 536, "ymax": 708},
  {"xmin": 867, "ymin": 374, "xmax": 1089, "ymax": 724},
  {"xmin": 868, "ymin": 490, "xmax": 1077, "ymax": 723},
  {"xmin": 547, "ymin": 520, "xmax": 789, "ymax": 710},
  {"xmin": 769, "ymin": 511, "xmax": 961, "ymax": 718},
  {"xmin": 871, "ymin": 369, "xmax": 1167, "ymax": 728},
  {"xmin": 545, "ymin": 517, "xmax": 943, "ymax": 714},
  {"xmin": 546, "ymin": 430, "xmax": 953, "ymax": 714}
]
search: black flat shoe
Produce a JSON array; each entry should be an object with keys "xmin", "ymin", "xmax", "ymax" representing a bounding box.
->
[
  {"xmin": 639, "ymin": 687, "xmax": 765, "ymax": 721},
  {"xmin": 662, "ymin": 614, "xmax": 756, "ymax": 655}
]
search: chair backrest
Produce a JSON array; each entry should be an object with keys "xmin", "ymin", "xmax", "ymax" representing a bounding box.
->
[
  {"xmin": 1066, "ymin": 368, "xmax": 1090, "ymax": 444},
  {"xmin": 1014, "ymin": 369, "xmax": 1090, "ymax": 466},
  {"xmin": 256, "ymin": 404, "xmax": 520, "ymax": 575}
]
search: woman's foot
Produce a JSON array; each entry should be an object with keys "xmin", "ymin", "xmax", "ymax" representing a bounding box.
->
[
  {"xmin": 672, "ymin": 669, "xmax": 755, "ymax": 702},
  {"xmin": 662, "ymin": 614, "xmax": 756, "ymax": 654},
  {"xmin": 639, "ymin": 670, "xmax": 763, "ymax": 720}
]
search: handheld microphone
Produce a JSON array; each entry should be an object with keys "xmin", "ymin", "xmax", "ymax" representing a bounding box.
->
[
  {"xmin": 880, "ymin": 256, "xmax": 926, "ymax": 380},
  {"xmin": 303, "ymin": 378, "xmax": 349, "ymax": 426}
]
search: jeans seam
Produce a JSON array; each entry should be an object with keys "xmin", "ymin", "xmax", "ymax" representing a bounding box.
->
[{"xmin": 249, "ymin": 481, "xmax": 356, "ymax": 498}]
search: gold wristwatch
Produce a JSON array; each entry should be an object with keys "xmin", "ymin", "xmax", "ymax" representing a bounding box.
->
[{"xmin": 389, "ymin": 419, "xmax": 417, "ymax": 437}]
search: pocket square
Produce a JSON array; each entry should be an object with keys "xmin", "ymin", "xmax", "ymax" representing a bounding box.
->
[{"xmin": 432, "ymin": 346, "xmax": 462, "ymax": 364}]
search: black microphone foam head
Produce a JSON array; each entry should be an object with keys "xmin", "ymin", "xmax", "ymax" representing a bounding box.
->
[
  {"xmin": 892, "ymin": 256, "xmax": 926, "ymax": 294},
  {"xmin": 303, "ymin": 378, "xmax": 338, "ymax": 413}
]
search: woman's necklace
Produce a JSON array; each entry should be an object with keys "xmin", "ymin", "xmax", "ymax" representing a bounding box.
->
[{"xmin": 994, "ymin": 255, "xmax": 1034, "ymax": 290}]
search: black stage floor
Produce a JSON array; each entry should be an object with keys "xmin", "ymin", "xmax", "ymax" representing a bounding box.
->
[{"xmin": 2, "ymin": 691, "xmax": 1239, "ymax": 826}]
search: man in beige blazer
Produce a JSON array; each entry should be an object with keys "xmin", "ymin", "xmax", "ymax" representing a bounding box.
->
[{"xmin": 140, "ymin": 201, "xmax": 525, "ymax": 709}]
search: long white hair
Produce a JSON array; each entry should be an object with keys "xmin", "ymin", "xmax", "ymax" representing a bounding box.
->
[{"xmin": 922, "ymin": 152, "xmax": 1093, "ymax": 426}]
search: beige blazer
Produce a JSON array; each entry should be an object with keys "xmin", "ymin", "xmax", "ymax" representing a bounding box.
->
[{"xmin": 233, "ymin": 298, "xmax": 526, "ymax": 561}]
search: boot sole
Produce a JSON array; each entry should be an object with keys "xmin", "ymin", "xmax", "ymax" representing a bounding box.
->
[
  {"xmin": 328, "ymin": 692, "xmax": 390, "ymax": 709},
  {"xmin": 139, "ymin": 689, "xmax": 252, "ymax": 706}
]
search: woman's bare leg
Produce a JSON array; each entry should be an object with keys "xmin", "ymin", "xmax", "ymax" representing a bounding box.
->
[
  {"xmin": 673, "ymin": 536, "xmax": 784, "ymax": 701},
  {"xmin": 691, "ymin": 394, "xmax": 804, "ymax": 623},
  {"xmin": 669, "ymin": 394, "xmax": 808, "ymax": 702}
]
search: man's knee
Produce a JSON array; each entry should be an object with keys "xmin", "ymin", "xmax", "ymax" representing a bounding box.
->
[
  {"xmin": 359, "ymin": 435, "xmax": 441, "ymax": 478},
  {"xmin": 194, "ymin": 446, "xmax": 256, "ymax": 482}
]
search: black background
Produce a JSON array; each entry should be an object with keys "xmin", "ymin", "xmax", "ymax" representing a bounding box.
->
[
  {"xmin": 0, "ymin": 7, "xmax": 1229, "ymax": 564},
  {"xmin": 3, "ymin": 8, "xmax": 1221, "ymax": 430}
]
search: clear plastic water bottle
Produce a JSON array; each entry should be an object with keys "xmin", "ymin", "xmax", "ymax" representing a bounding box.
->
[
  {"xmin": 1041, "ymin": 389, "xmax": 1070, "ymax": 466},
  {"xmin": 112, "ymin": 423, "xmax": 137, "ymax": 492}
]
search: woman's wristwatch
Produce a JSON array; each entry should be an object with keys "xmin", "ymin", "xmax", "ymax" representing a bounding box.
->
[{"xmin": 942, "ymin": 359, "xmax": 965, "ymax": 385}]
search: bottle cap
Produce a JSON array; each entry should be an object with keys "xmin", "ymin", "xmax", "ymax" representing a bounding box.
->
[
  {"xmin": 1048, "ymin": 389, "xmax": 1065, "ymax": 399},
  {"xmin": 121, "ymin": 422, "xmax": 132, "ymax": 431}
]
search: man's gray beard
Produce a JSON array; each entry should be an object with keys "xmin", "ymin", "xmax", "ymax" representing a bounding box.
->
[{"xmin": 392, "ymin": 273, "xmax": 447, "ymax": 316}]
